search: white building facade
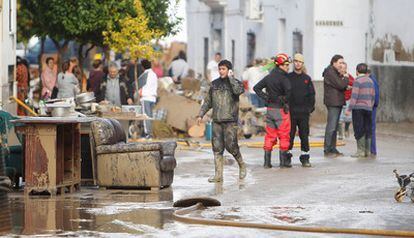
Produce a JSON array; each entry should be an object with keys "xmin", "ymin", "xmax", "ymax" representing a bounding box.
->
[
  {"xmin": 0, "ymin": 0, "xmax": 17, "ymax": 113},
  {"xmin": 186, "ymin": 0, "xmax": 414, "ymax": 80}
]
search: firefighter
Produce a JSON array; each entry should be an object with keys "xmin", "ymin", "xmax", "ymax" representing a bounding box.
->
[
  {"xmin": 197, "ymin": 60, "xmax": 246, "ymax": 183},
  {"xmin": 253, "ymin": 53, "xmax": 292, "ymax": 168}
]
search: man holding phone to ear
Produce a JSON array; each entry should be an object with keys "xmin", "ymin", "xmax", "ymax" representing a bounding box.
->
[{"xmin": 197, "ymin": 60, "xmax": 246, "ymax": 183}]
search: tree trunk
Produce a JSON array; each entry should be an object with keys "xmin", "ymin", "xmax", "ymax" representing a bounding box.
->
[
  {"xmin": 78, "ymin": 44, "xmax": 86, "ymax": 92},
  {"xmin": 38, "ymin": 36, "xmax": 45, "ymax": 70},
  {"xmin": 51, "ymin": 39, "xmax": 69, "ymax": 69}
]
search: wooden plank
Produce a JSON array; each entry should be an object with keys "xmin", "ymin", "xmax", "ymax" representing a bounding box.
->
[
  {"xmin": 12, "ymin": 117, "xmax": 96, "ymax": 124},
  {"xmin": 98, "ymin": 112, "xmax": 151, "ymax": 121}
]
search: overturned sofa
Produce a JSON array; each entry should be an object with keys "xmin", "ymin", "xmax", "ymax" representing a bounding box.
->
[{"xmin": 90, "ymin": 118, "xmax": 177, "ymax": 190}]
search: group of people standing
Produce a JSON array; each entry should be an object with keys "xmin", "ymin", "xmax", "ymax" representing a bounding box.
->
[
  {"xmin": 26, "ymin": 56, "xmax": 159, "ymax": 139},
  {"xmin": 323, "ymin": 55, "xmax": 379, "ymax": 158},
  {"xmin": 198, "ymin": 52, "xmax": 379, "ymax": 183},
  {"xmin": 89, "ymin": 59, "xmax": 159, "ymax": 139}
]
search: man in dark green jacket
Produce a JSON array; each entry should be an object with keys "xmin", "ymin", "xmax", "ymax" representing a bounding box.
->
[{"xmin": 197, "ymin": 60, "xmax": 246, "ymax": 183}]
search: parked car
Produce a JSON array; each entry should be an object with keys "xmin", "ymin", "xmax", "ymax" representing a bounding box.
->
[{"xmin": 24, "ymin": 37, "xmax": 79, "ymax": 65}]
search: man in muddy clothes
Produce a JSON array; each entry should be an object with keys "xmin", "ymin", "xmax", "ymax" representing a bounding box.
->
[{"xmin": 197, "ymin": 60, "xmax": 246, "ymax": 183}]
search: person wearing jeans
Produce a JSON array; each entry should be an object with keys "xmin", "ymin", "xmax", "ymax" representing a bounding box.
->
[
  {"xmin": 345, "ymin": 63, "xmax": 375, "ymax": 158},
  {"xmin": 137, "ymin": 59, "xmax": 158, "ymax": 139},
  {"xmin": 322, "ymin": 55, "xmax": 349, "ymax": 157},
  {"xmin": 369, "ymin": 72, "xmax": 380, "ymax": 156}
]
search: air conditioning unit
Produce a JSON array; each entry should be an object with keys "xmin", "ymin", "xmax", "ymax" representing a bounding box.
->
[{"xmin": 247, "ymin": 0, "xmax": 263, "ymax": 22}]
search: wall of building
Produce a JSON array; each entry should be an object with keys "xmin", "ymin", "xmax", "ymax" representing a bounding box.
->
[
  {"xmin": 313, "ymin": 0, "xmax": 369, "ymax": 80},
  {"xmin": 186, "ymin": 0, "xmax": 212, "ymax": 77},
  {"xmin": 369, "ymin": 0, "xmax": 414, "ymax": 64},
  {"xmin": 223, "ymin": 0, "xmax": 245, "ymax": 76},
  {"xmin": 0, "ymin": 0, "xmax": 17, "ymax": 113},
  {"xmin": 370, "ymin": 64, "xmax": 414, "ymax": 122}
]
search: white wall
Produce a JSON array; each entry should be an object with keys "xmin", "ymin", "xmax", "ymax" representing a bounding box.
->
[
  {"xmin": 313, "ymin": 0, "xmax": 369, "ymax": 80},
  {"xmin": 223, "ymin": 0, "xmax": 245, "ymax": 77},
  {"xmin": 0, "ymin": 0, "xmax": 17, "ymax": 112},
  {"xmin": 186, "ymin": 0, "xmax": 211, "ymax": 76}
]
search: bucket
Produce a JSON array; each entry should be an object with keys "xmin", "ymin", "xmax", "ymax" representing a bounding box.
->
[{"xmin": 205, "ymin": 121, "xmax": 212, "ymax": 141}]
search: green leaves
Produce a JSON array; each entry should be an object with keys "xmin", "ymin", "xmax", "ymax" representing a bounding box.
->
[{"xmin": 17, "ymin": 0, "xmax": 182, "ymax": 53}]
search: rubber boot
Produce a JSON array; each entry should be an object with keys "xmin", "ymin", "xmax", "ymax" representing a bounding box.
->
[
  {"xmin": 208, "ymin": 154, "xmax": 223, "ymax": 183},
  {"xmin": 351, "ymin": 137, "xmax": 366, "ymax": 158},
  {"xmin": 234, "ymin": 154, "xmax": 247, "ymax": 179},
  {"xmin": 299, "ymin": 154, "xmax": 311, "ymax": 167},
  {"xmin": 264, "ymin": 150, "xmax": 272, "ymax": 168},
  {"xmin": 365, "ymin": 137, "xmax": 372, "ymax": 157},
  {"xmin": 338, "ymin": 123, "xmax": 344, "ymax": 140},
  {"xmin": 280, "ymin": 150, "xmax": 292, "ymax": 168}
]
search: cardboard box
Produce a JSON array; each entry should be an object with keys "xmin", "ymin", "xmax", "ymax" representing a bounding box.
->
[{"xmin": 154, "ymin": 93, "xmax": 201, "ymax": 131}]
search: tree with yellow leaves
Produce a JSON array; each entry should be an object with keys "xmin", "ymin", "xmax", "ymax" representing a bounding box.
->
[{"xmin": 103, "ymin": 0, "xmax": 163, "ymax": 60}]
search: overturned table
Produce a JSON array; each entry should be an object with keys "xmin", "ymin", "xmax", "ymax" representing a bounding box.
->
[{"xmin": 13, "ymin": 117, "xmax": 95, "ymax": 196}]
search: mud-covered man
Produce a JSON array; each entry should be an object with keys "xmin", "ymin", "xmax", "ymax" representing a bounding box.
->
[{"xmin": 197, "ymin": 60, "xmax": 246, "ymax": 183}]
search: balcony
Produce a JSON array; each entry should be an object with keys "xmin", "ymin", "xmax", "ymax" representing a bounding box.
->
[{"xmin": 200, "ymin": 0, "xmax": 226, "ymax": 10}]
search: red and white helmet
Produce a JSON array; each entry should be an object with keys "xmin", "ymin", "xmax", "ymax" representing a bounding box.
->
[{"xmin": 274, "ymin": 53, "xmax": 291, "ymax": 66}]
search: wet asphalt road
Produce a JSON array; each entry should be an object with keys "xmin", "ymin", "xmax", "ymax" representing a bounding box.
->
[{"xmin": 3, "ymin": 123, "xmax": 414, "ymax": 237}]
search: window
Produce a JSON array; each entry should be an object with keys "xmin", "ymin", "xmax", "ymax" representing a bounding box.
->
[
  {"xmin": 247, "ymin": 32, "xmax": 256, "ymax": 65},
  {"xmin": 277, "ymin": 19, "xmax": 286, "ymax": 52},
  {"xmin": 292, "ymin": 31, "xmax": 303, "ymax": 54}
]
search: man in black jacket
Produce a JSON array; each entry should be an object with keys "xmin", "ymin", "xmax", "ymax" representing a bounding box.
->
[
  {"xmin": 197, "ymin": 60, "xmax": 246, "ymax": 183},
  {"xmin": 287, "ymin": 54, "xmax": 315, "ymax": 167},
  {"xmin": 254, "ymin": 53, "xmax": 292, "ymax": 168},
  {"xmin": 323, "ymin": 55, "xmax": 350, "ymax": 157},
  {"xmin": 96, "ymin": 62, "xmax": 133, "ymax": 106}
]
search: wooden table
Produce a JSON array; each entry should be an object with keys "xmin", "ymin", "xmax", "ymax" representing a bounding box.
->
[
  {"xmin": 13, "ymin": 117, "xmax": 95, "ymax": 196},
  {"xmin": 98, "ymin": 111, "xmax": 151, "ymax": 121}
]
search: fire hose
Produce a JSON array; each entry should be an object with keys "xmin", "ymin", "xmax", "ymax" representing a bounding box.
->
[{"xmin": 172, "ymin": 197, "xmax": 414, "ymax": 237}]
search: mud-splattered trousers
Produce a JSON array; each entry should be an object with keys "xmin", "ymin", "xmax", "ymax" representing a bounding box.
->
[
  {"xmin": 212, "ymin": 121, "xmax": 241, "ymax": 157},
  {"xmin": 264, "ymin": 107, "xmax": 291, "ymax": 151}
]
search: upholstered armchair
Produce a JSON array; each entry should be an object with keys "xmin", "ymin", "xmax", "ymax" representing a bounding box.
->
[{"xmin": 90, "ymin": 118, "xmax": 177, "ymax": 190}]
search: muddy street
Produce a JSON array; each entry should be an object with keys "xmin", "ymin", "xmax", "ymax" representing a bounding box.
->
[{"xmin": 4, "ymin": 123, "xmax": 414, "ymax": 237}]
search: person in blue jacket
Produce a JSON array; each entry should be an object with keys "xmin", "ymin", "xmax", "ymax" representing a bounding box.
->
[{"xmin": 368, "ymin": 69, "xmax": 380, "ymax": 156}]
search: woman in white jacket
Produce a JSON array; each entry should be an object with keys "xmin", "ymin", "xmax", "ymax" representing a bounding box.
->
[{"xmin": 137, "ymin": 59, "xmax": 158, "ymax": 138}]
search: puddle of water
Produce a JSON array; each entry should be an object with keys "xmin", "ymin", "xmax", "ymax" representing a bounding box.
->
[{"xmin": 6, "ymin": 188, "xmax": 175, "ymax": 236}]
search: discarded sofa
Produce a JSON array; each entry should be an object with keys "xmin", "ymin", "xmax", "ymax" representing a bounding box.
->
[{"xmin": 90, "ymin": 118, "xmax": 177, "ymax": 190}]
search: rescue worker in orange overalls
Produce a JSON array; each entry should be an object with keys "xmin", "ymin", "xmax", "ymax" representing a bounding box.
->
[{"xmin": 253, "ymin": 53, "xmax": 292, "ymax": 168}]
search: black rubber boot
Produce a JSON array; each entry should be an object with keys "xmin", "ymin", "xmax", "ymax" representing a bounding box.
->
[
  {"xmin": 280, "ymin": 151, "xmax": 292, "ymax": 168},
  {"xmin": 264, "ymin": 150, "xmax": 272, "ymax": 168},
  {"xmin": 299, "ymin": 154, "xmax": 311, "ymax": 167}
]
